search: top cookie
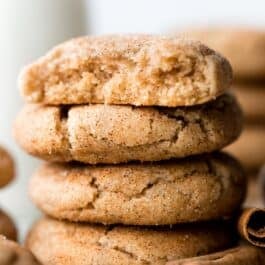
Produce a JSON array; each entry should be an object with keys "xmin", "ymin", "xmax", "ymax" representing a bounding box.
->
[
  {"xmin": 19, "ymin": 34, "xmax": 232, "ymax": 107},
  {"xmin": 0, "ymin": 146, "xmax": 15, "ymax": 188},
  {"xmin": 184, "ymin": 28, "xmax": 265, "ymax": 80}
]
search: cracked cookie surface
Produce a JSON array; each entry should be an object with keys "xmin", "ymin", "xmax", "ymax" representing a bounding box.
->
[
  {"xmin": 29, "ymin": 153, "xmax": 246, "ymax": 225},
  {"xmin": 0, "ymin": 236, "xmax": 40, "ymax": 265},
  {"xmin": 19, "ymin": 34, "xmax": 232, "ymax": 107},
  {"xmin": 14, "ymin": 94, "xmax": 243, "ymax": 164},
  {"xmin": 26, "ymin": 217, "xmax": 235, "ymax": 265},
  {"xmin": 0, "ymin": 209, "xmax": 17, "ymax": 241},
  {"xmin": 0, "ymin": 146, "xmax": 15, "ymax": 188}
]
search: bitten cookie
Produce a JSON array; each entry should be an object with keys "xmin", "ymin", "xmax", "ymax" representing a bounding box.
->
[
  {"xmin": 19, "ymin": 34, "xmax": 232, "ymax": 107},
  {"xmin": 233, "ymin": 83, "xmax": 265, "ymax": 122},
  {"xmin": 0, "ymin": 236, "xmax": 40, "ymax": 265},
  {"xmin": 184, "ymin": 28, "xmax": 265, "ymax": 80},
  {"xmin": 226, "ymin": 125, "xmax": 265, "ymax": 172},
  {"xmin": 0, "ymin": 146, "xmax": 15, "ymax": 188},
  {"xmin": 0, "ymin": 209, "xmax": 17, "ymax": 241},
  {"xmin": 14, "ymin": 94, "xmax": 243, "ymax": 164},
  {"xmin": 26, "ymin": 217, "xmax": 235, "ymax": 265},
  {"xmin": 29, "ymin": 153, "xmax": 246, "ymax": 225}
]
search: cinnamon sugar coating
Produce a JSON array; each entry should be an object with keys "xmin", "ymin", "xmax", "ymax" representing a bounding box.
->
[
  {"xmin": 19, "ymin": 35, "xmax": 232, "ymax": 107},
  {"xmin": 14, "ymin": 94, "xmax": 243, "ymax": 164},
  {"xmin": 26, "ymin": 217, "xmax": 235, "ymax": 265}
]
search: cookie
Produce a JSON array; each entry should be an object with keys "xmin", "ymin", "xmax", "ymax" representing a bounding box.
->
[
  {"xmin": 26, "ymin": 217, "xmax": 235, "ymax": 265},
  {"xmin": 226, "ymin": 125, "xmax": 265, "ymax": 172},
  {"xmin": 29, "ymin": 153, "xmax": 245, "ymax": 225},
  {"xmin": 233, "ymin": 83, "xmax": 265, "ymax": 123},
  {"xmin": 19, "ymin": 34, "xmax": 232, "ymax": 107},
  {"xmin": 0, "ymin": 209, "xmax": 17, "ymax": 241},
  {"xmin": 184, "ymin": 28, "xmax": 265, "ymax": 80},
  {"xmin": 14, "ymin": 94, "xmax": 242, "ymax": 164},
  {"xmin": 0, "ymin": 146, "xmax": 15, "ymax": 188},
  {"xmin": 0, "ymin": 236, "xmax": 40, "ymax": 265}
]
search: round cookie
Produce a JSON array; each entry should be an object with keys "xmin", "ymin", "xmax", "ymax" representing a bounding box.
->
[
  {"xmin": 233, "ymin": 83, "xmax": 265, "ymax": 122},
  {"xmin": 26, "ymin": 217, "xmax": 235, "ymax": 265},
  {"xmin": 226, "ymin": 125, "xmax": 265, "ymax": 173},
  {"xmin": 29, "ymin": 152, "xmax": 246, "ymax": 225},
  {"xmin": 0, "ymin": 236, "xmax": 40, "ymax": 265},
  {"xmin": 0, "ymin": 209, "xmax": 17, "ymax": 241},
  {"xmin": 0, "ymin": 146, "xmax": 15, "ymax": 188},
  {"xmin": 14, "ymin": 94, "xmax": 243, "ymax": 164},
  {"xmin": 184, "ymin": 28, "xmax": 265, "ymax": 80},
  {"xmin": 19, "ymin": 34, "xmax": 232, "ymax": 107}
]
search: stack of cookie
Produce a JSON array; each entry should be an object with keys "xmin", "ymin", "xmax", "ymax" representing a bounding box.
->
[
  {"xmin": 184, "ymin": 28, "xmax": 265, "ymax": 174},
  {"xmin": 0, "ymin": 146, "xmax": 16, "ymax": 241},
  {"xmin": 15, "ymin": 35, "xmax": 246, "ymax": 264}
]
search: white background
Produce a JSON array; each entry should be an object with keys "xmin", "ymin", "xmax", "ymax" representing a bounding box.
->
[
  {"xmin": 0, "ymin": 0, "xmax": 265, "ymax": 239},
  {"xmin": 88, "ymin": 0, "xmax": 265, "ymax": 34}
]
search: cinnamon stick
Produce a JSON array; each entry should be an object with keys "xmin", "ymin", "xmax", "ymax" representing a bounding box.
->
[
  {"xmin": 166, "ymin": 245, "xmax": 265, "ymax": 265},
  {"xmin": 238, "ymin": 208, "xmax": 265, "ymax": 247}
]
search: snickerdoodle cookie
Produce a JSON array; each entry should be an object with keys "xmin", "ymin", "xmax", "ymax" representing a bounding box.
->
[
  {"xmin": 184, "ymin": 28, "xmax": 265, "ymax": 80},
  {"xmin": 14, "ymin": 94, "xmax": 242, "ymax": 164},
  {"xmin": 0, "ymin": 236, "xmax": 40, "ymax": 265},
  {"xmin": 0, "ymin": 209, "xmax": 17, "ymax": 241},
  {"xmin": 233, "ymin": 83, "xmax": 265, "ymax": 122},
  {"xmin": 29, "ymin": 153, "xmax": 245, "ymax": 225},
  {"xmin": 19, "ymin": 34, "xmax": 232, "ymax": 107},
  {"xmin": 226, "ymin": 125, "xmax": 265, "ymax": 172},
  {"xmin": 26, "ymin": 217, "xmax": 235, "ymax": 265},
  {"xmin": 0, "ymin": 146, "xmax": 15, "ymax": 188}
]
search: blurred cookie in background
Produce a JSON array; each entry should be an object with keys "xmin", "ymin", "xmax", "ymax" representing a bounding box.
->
[
  {"xmin": 0, "ymin": 209, "xmax": 17, "ymax": 241},
  {"xmin": 0, "ymin": 236, "xmax": 40, "ymax": 265},
  {"xmin": 0, "ymin": 146, "xmax": 15, "ymax": 188},
  {"xmin": 182, "ymin": 28, "xmax": 265, "ymax": 81},
  {"xmin": 183, "ymin": 27, "xmax": 265, "ymax": 174},
  {"xmin": 234, "ymin": 83, "xmax": 265, "ymax": 123},
  {"xmin": 226, "ymin": 125, "xmax": 265, "ymax": 174},
  {"xmin": 243, "ymin": 165, "xmax": 265, "ymax": 208},
  {"xmin": 0, "ymin": 146, "xmax": 17, "ymax": 241}
]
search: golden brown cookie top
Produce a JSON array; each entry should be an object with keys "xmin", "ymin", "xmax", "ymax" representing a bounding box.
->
[
  {"xmin": 183, "ymin": 28, "xmax": 265, "ymax": 80},
  {"xmin": 0, "ymin": 236, "xmax": 40, "ymax": 265},
  {"xmin": 19, "ymin": 34, "xmax": 232, "ymax": 106},
  {"xmin": 0, "ymin": 146, "xmax": 15, "ymax": 188}
]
